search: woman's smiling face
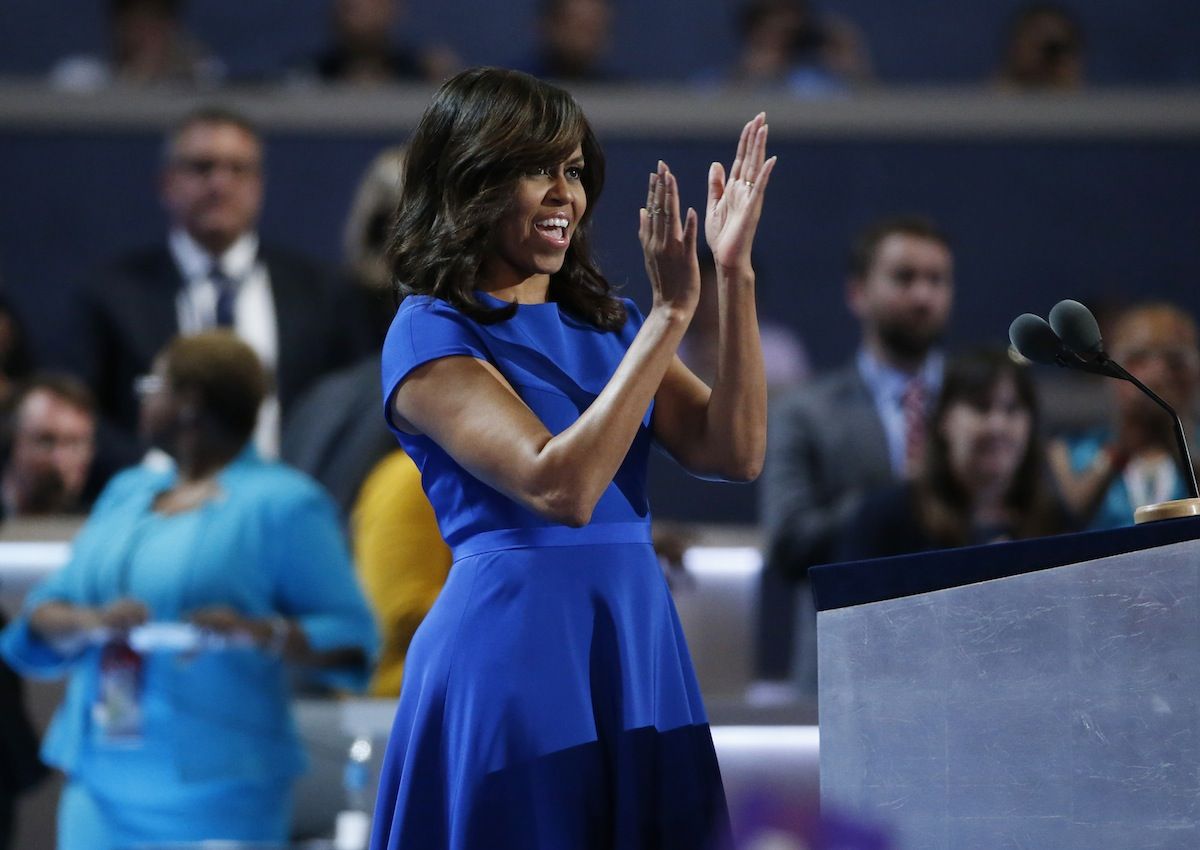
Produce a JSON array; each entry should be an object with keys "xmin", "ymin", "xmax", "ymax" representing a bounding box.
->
[{"xmin": 482, "ymin": 146, "xmax": 587, "ymax": 289}]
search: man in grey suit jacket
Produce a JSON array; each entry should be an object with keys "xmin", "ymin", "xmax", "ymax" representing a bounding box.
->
[{"xmin": 760, "ymin": 216, "xmax": 955, "ymax": 689}]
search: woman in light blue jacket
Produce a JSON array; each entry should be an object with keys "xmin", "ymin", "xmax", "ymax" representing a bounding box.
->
[{"xmin": 1, "ymin": 331, "xmax": 378, "ymax": 850}]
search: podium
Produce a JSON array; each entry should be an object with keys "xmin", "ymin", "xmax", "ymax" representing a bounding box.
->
[{"xmin": 811, "ymin": 516, "xmax": 1200, "ymax": 849}]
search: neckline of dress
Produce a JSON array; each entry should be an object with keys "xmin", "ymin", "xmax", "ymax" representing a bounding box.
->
[{"xmin": 474, "ymin": 290, "xmax": 559, "ymax": 310}]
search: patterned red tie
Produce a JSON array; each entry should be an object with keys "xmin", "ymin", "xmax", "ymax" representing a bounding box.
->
[{"xmin": 902, "ymin": 377, "xmax": 927, "ymax": 477}]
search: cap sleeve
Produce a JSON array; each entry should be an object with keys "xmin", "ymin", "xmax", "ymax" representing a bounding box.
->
[{"xmin": 381, "ymin": 296, "xmax": 491, "ymax": 430}]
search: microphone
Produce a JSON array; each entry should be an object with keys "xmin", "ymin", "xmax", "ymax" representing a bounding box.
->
[
  {"xmin": 1008, "ymin": 313, "xmax": 1066, "ymax": 366},
  {"xmin": 1007, "ymin": 312, "xmax": 1114, "ymax": 377},
  {"xmin": 1025, "ymin": 298, "xmax": 1200, "ymax": 502},
  {"xmin": 1049, "ymin": 299, "xmax": 1104, "ymax": 360}
]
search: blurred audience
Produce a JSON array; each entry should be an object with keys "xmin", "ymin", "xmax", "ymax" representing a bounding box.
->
[
  {"xmin": 1, "ymin": 375, "xmax": 97, "ymax": 520},
  {"xmin": 699, "ymin": 0, "xmax": 872, "ymax": 95},
  {"xmin": 77, "ymin": 105, "xmax": 358, "ymax": 482},
  {"xmin": 679, "ymin": 251, "xmax": 809, "ymax": 395},
  {"xmin": 50, "ymin": 0, "xmax": 225, "ymax": 92},
  {"xmin": 293, "ymin": 0, "xmax": 457, "ymax": 85},
  {"xmin": 0, "ymin": 332, "xmax": 376, "ymax": 850},
  {"xmin": 1050, "ymin": 302, "xmax": 1200, "ymax": 529},
  {"xmin": 995, "ymin": 2, "xmax": 1085, "ymax": 91},
  {"xmin": 838, "ymin": 349, "xmax": 1067, "ymax": 561},
  {"xmin": 761, "ymin": 215, "xmax": 954, "ymax": 687},
  {"xmin": 281, "ymin": 145, "xmax": 404, "ymax": 515},
  {"xmin": 519, "ymin": 0, "xmax": 618, "ymax": 82},
  {"xmin": 281, "ymin": 146, "xmax": 452, "ymax": 696}
]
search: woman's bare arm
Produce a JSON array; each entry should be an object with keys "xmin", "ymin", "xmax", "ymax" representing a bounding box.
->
[{"xmin": 652, "ymin": 115, "xmax": 776, "ymax": 480}]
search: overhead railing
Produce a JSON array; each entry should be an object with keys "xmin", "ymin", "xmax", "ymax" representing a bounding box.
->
[{"xmin": 2, "ymin": 82, "xmax": 1200, "ymax": 139}]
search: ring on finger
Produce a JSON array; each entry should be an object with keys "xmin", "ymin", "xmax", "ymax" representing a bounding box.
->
[{"xmin": 744, "ymin": 179, "xmax": 755, "ymax": 189}]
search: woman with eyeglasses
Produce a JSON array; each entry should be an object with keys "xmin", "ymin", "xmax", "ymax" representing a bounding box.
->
[
  {"xmin": 1050, "ymin": 302, "xmax": 1200, "ymax": 529},
  {"xmin": 1, "ymin": 331, "xmax": 377, "ymax": 850}
]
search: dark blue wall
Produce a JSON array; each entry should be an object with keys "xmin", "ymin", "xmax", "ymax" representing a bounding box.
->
[
  {"xmin": 3, "ymin": 128, "xmax": 1198, "ymax": 375},
  {"xmin": 4, "ymin": 0, "xmax": 1200, "ymax": 85}
]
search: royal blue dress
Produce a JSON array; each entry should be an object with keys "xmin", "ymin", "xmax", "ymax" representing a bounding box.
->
[{"xmin": 371, "ymin": 294, "xmax": 731, "ymax": 850}]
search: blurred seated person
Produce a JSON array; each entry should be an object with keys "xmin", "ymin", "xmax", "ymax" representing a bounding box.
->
[
  {"xmin": 79, "ymin": 106, "xmax": 357, "ymax": 480},
  {"xmin": 2, "ymin": 375, "xmax": 97, "ymax": 520},
  {"xmin": 698, "ymin": 0, "xmax": 871, "ymax": 95},
  {"xmin": 352, "ymin": 450, "xmax": 451, "ymax": 696},
  {"xmin": 518, "ymin": 0, "xmax": 618, "ymax": 82},
  {"xmin": 995, "ymin": 2, "xmax": 1085, "ymax": 91},
  {"xmin": 1050, "ymin": 303, "xmax": 1200, "ymax": 530},
  {"xmin": 294, "ymin": 0, "xmax": 457, "ymax": 85},
  {"xmin": 51, "ymin": 0, "xmax": 225, "ymax": 92},
  {"xmin": 0, "ymin": 332, "xmax": 377, "ymax": 850},
  {"xmin": 282, "ymin": 146, "xmax": 405, "ymax": 516},
  {"xmin": 837, "ymin": 349, "xmax": 1066, "ymax": 561},
  {"xmin": 679, "ymin": 250, "xmax": 809, "ymax": 395}
]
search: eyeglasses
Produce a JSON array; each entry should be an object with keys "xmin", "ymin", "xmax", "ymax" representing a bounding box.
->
[
  {"xmin": 171, "ymin": 157, "xmax": 261, "ymax": 179},
  {"xmin": 1120, "ymin": 347, "xmax": 1200, "ymax": 374},
  {"xmin": 133, "ymin": 374, "xmax": 165, "ymax": 398}
]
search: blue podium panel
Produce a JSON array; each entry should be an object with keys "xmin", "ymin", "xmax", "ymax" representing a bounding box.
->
[{"xmin": 818, "ymin": 535, "xmax": 1200, "ymax": 850}]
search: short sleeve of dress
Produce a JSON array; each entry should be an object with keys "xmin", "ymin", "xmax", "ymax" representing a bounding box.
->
[{"xmin": 380, "ymin": 296, "xmax": 492, "ymax": 430}]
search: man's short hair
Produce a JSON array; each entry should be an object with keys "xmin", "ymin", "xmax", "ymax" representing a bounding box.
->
[
  {"xmin": 848, "ymin": 215, "xmax": 951, "ymax": 279},
  {"xmin": 13, "ymin": 373, "xmax": 96, "ymax": 421},
  {"xmin": 164, "ymin": 105, "xmax": 261, "ymax": 163}
]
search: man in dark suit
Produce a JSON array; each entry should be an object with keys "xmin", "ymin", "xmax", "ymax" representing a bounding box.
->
[
  {"xmin": 759, "ymin": 215, "xmax": 955, "ymax": 690},
  {"xmin": 78, "ymin": 106, "xmax": 359, "ymax": 472}
]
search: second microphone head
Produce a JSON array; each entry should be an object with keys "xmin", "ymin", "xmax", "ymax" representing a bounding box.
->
[{"xmin": 1049, "ymin": 299, "xmax": 1104, "ymax": 355}]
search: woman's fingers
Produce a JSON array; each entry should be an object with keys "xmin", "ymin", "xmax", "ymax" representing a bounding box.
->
[
  {"xmin": 707, "ymin": 161, "xmax": 726, "ymax": 218},
  {"xmin": 729, "ymin": 114, "xmax": 757, "ymax": 183},
  {"xmin": 683, "ymin": 207, "xmax": 699, "ymax": 253},
  {"xmin": 745, "ymin": 121, "xmax": 767, "ymax": 185}
]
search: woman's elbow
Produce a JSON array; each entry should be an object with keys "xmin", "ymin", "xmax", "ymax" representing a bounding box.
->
[
  {"xmin": 726, "ymin": 457, "xmax": 764, "ymax": 483},
  {"xmin": 536, "ymin": 491, "xmax": 595, "ymax": 527}
]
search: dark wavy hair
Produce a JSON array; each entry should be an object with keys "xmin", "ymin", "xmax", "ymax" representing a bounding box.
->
[
  {"xmin": 917, "ymin": 349, "xmax": 1064, "ymax": 547},
  {"xmin": 389, "ymin": 67, "xmax": 625, "ymax": 330}
]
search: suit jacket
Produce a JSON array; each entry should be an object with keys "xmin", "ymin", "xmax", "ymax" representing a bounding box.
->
[
  {"xmin": 281, "ymin": 354, "xmax": 397, "ymax": 519},
  {"xmin": 761, "ymin": 362, "xmax": 895, "ymax": 580},
  {"xmin": 759, "ymin": 362, "xmax": 895, "ymax": 689},
  {"xmin": 79, "ymin": 241, "xmax": 362, "ymax": 439}
]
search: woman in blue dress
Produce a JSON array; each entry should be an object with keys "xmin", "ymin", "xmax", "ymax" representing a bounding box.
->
[{"xmin": 372, "ymin": 68, "xmax": 776, "ymax": 849}]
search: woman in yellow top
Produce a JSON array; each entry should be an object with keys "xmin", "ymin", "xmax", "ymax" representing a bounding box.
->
[{"xmin": 352, "ymin": 450, "xmax": 451, "ymax": 696}]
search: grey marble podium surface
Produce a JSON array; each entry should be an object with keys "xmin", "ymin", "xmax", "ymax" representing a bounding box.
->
[{"xmin": 819, "ymin": 536, "xmax": 1200, "ymax": 850}]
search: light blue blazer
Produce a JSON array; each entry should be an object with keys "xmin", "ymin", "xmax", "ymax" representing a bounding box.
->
[{"xmin": 1, "ymin": 448, "xmax": 378, "ymax": 786}]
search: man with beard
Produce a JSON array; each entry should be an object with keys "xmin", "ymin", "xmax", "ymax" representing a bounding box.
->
[
  {"xmin": 1050, "ymin": 303, "xmax": 1200, "ymax": 529},
  {"xmin": 759, "ymin": 216, "xmax": 954, "ymax": 691},
  {"xmin": 1, "ymin": 375, "xmax": 97, "ymax": 520}
]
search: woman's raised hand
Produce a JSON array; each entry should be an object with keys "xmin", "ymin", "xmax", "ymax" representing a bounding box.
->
[
  {"xmin": 639, "ymin": 160, "xmax": 700, "ymax": 317},
  {"xmin": 706, "ymin": 113, "xmax": 777, "ymax": 274}
]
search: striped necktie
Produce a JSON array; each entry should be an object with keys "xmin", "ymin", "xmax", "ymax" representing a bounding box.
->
[
  {"xmin": 210, "ymin": 265, "xmax": 238, "ymax": 328},
  {"xmin": 902, "ymin": 377, "xmax": 927, "ymax": 477}
]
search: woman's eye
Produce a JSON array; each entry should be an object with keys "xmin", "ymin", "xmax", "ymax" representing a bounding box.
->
[{"xmin": 565, "ymin": 166, "xmax": 583, "ymax": 180}]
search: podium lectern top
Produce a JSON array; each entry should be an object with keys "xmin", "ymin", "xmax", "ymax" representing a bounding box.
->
[{"xmin": 810, "ymin": 514, "xmax": 1200, "ymax": 613}]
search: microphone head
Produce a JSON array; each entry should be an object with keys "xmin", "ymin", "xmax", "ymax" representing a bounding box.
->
[
  {"xmin": 1049, "ymin": 299, "xmax": 1104, "ymax": 355},
  {"xmin": 1009, "ymin": 313, "xmax": 1064, "ymax": 365}
]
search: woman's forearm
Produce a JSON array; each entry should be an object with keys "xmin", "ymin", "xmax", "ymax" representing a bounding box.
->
[
  {"xmin": 701, "ymin": 269, "xmax": 768, "ymax": 480},
  {"xmin": 530, "ymin": 305, "xmax": 692, "ymax": 525}
]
